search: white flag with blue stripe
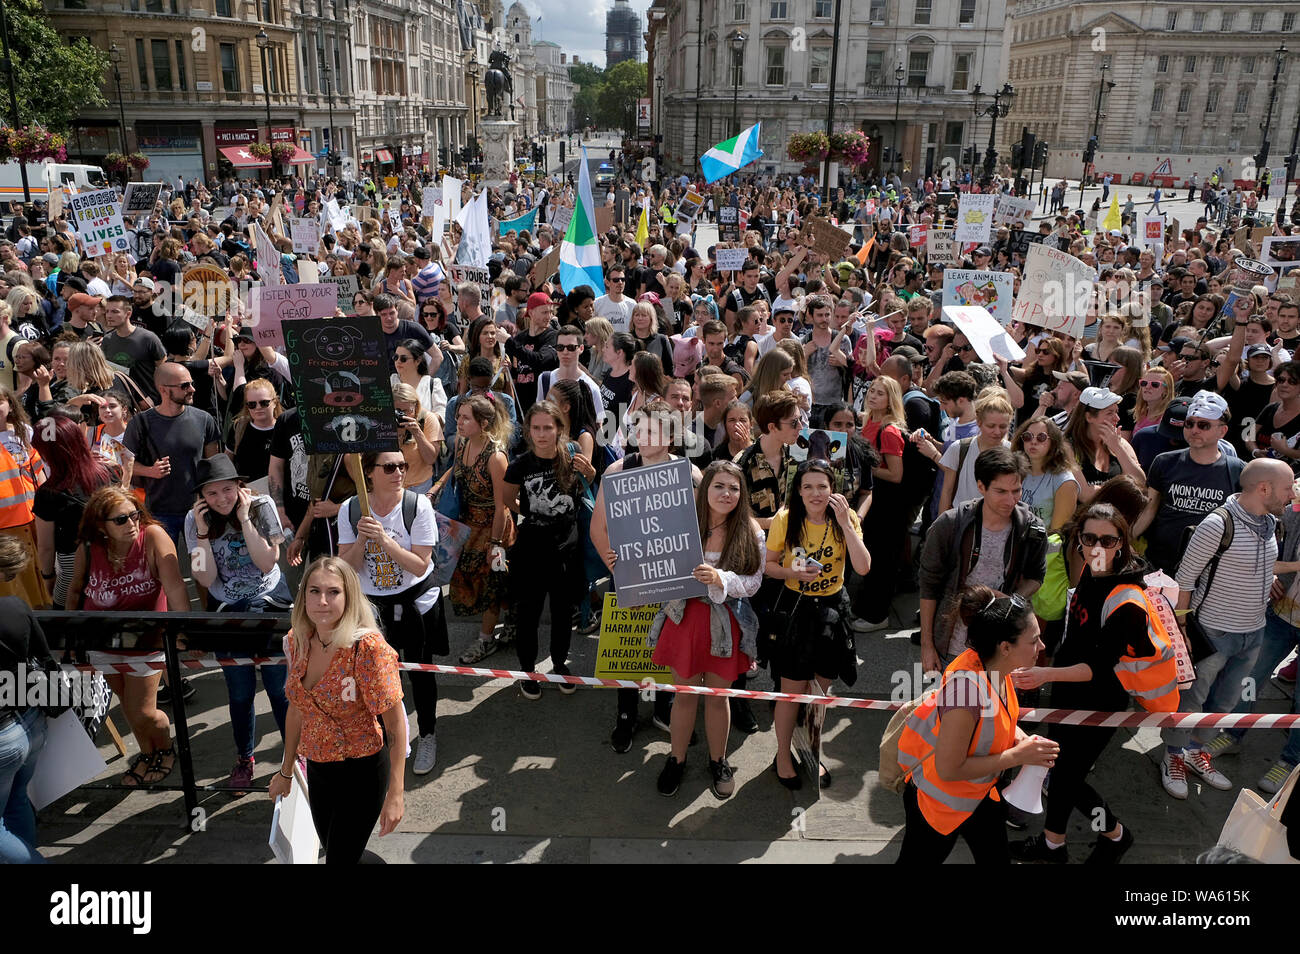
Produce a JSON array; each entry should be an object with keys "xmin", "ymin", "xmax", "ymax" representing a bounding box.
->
[
  {"xmin": 701, "ymin": 122, "xmax": 764, "ymax": 184},
  {"xmin": 559, "ymin": 146, "xmax": 606, "ymax": 296}
]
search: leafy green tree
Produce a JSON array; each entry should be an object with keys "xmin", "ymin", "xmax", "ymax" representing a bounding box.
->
[
  {"xmin": 567, "ymin": 61, "xmax": 604, "ymax": 90},
  {"xmin": 596, "ymin": 60, "xmax": 646, "ymax": 136},
  {"xmin": 3, "ymin": 0, "xmax": 108, "ymax": 132}
]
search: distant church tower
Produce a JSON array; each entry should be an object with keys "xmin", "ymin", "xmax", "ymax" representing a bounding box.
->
[{"xmin": 605, "ymin": 0, "xmax": 640, "ymax": 69}]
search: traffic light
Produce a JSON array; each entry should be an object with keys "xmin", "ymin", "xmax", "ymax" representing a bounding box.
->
[
  {"xmin": 962, "ymin": 146, "xmax": 976, "ymax": 167},
  {"xmin": 1083, "ymin": 136, "xmax": 1098, "ymax": 165},
  {"xmin": 559, "ymin": 140, "xmax": 566, "ymax": 165},
  {"xmin": 1034, "ymin": 141, "xmax": 1049, "ymax": 168},
  {"xmin": 438, "ymin": 147, "xmax": 449, "ymax": 167},
  {"xmin": 1010, "ymin": 142, "xmax": 1023, "ymax": 170}
]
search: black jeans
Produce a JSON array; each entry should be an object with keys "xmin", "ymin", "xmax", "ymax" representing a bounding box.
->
[
  {"xmin": 897, "ymin": 782, "xmax": 1010, "ymax": 864},
  {"xmin": 854, "ymin": 487, "xmax": 911, "ymax": 624},
  {"xmin": 306, "ymin": 747, "xmax": 390, "ymax": 865},
  {"xmin": 511, "ymin": 535, "xmax": 576, "ymax": 673},
  {"xmin": 372, "ymin": 594, "xmax": 443, "ymax": 735},
  {"xmin": 1045, "ymin": 723, "xmax": 1119, "ymax": 836}
]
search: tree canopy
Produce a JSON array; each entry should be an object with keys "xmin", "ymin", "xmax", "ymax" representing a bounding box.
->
[
  {"xmin": 3, "ymin": 0, "xmax": 108, "ymax": 132},
  {"xmin": 567, "ymin": 59, "xmax": 648, "ymax": 134}
]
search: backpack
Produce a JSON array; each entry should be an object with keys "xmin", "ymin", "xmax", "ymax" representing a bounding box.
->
[
  {"xmin": 878, "ymin": 695, "xmax": 927, "ymax": 793},
  {"xmin": 346, "ymin": 489, "xmax": 419, "ymax": 537}
]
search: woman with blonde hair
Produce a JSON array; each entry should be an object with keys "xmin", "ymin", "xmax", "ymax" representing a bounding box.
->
[
  {"xmin": 393, "ymin": 381, "xmax": 442, "ymax": 493},
  {"xmin": 741, "ymin": 347, "xmax": 795, "ymax": 408},
  {"xmin": 227, "ymin": 376, "xmax": 282, "ymax": 478},
  {"xmin": 851, "ymin": 375, "xmax": 907, "ymax": 631},
  {"xmin": 582, "ymin": 316, "xmax": 614, "ymax": 382},
  {"xmin": 5, "ymin": 287, "xmax": 46, "ymax": 341},
  {"xmin": 629, "ymin": 300, "xmax": 673, "ymax": 375},
  {"xmin": 66, "ymin": 340, "xmax": 148, "ymax": 416},
  {"xmin": 269, "ymin": 556, "xmax": 407, "ymax": 864},
  {"xmin": 775, "ymin": 337, "xmax": 814, "ymax": 425},
  {"xmin": 1132, "ymin": 366, "xmax": 1175, "ymax": 434}
]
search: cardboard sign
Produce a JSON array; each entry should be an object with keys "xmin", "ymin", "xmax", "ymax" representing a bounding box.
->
[
  {"xmin": 602, "ymin": 456, "xmax": 708, "ymax": 607},
  {"xmin": 181, "ymin": 264, "xmax": 236, "ymax": 316},
  {"xmin": 942, "ymin": 270, "xmax": 1016, "ymax": 326},
  {"xmin": 907, "ymin": 224, "xmax": 928, "ymax": 247},
  {"xmin": 594, "ymin": 205, "xmax": 614, "ymax": 235},
  {"xmin": 1234, "ymin": 225, "xmax": 1269, "ymax": 254},
  {"xmin": 927, "ymin": 227, "xmax": 958, "ymax": 265},
  {"xmin": 121, "ymin": 182, "xmax": 163, "ymax": 216},
  {"xmin": 296, "ymin": 259, "xmax": 318, "ymax": 284},
  {"xmin": 250, "ymin": 283, "xmax": 340, "ymax": 347},
  {"xmin": 322, "ymin": 273, "xmax": 360, "ymax": 314},
  {"xmin": 807, "ymin": 218, "xmax": 851, "ymax": 261},
  {"xmin": 993, "ymin": 194, "xmax": 1035, "ymax": 229},
  {"xmin": 1011, "ymin": 243, "xmax": 1095, "ymax": 338},
  {"xmin": 533, "ymin": 247, "xmax": 561, "ymax": 285},
  {"xmin": 592, "ymin": 593, "xmax": 673, "ymax": 684},
  {"xmin": 283, "ymin": 316, "xmax": 399, "ymax": 455},
  {"xmin": 68, "ymin": 188, "xmax": 128, "ymax": 257},
  {"xmin": 550, "ymin": 205, "xmax": 573, "ymax": 237},
  {"xmin": 717, "ymin": 205, "xmax": 740, "ymax": 242},
  {"xmin": 715, "ymin": 247, "xmax": 750, "ymax": 271},
  {"xmin": 675, "ymin": 191, "xmax": 706, "ymax": 222},
  {"xmin": 290, "ymin": 217, "xmax": 321, "ymax": 255},
  {"xmin": 942, "ymin": 305, "xmax": 1026, "ymax": 364},
  {"xmin": 955, "ymin": 193, "xmax": 997, "ymax": 244}
]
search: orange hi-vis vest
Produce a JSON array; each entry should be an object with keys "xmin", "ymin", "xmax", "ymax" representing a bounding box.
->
[
  {"xmin": 1102, "ymin": 584, "xmax": 1181, "ymax": 713},
  {"xmin": 0, "ymin": 441, "xmax": 34, "ymax": 530},
  {"xmin": 898, "ymin": 649, "xmax": 1020, "ymax": 836}
]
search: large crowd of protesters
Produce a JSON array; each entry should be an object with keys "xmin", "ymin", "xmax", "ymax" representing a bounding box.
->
[{"xmin": 1, "ymin": 148, "xmax": 1298, "ymax": 865}]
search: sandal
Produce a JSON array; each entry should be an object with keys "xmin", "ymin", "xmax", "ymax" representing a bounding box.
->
[
  {"xmin": 121, "ymin": 753, "xmax": 153, "ymax": 788},
  {"xmin": 141, "ymin": 746, "xmax": 176, "ymax": 786}
]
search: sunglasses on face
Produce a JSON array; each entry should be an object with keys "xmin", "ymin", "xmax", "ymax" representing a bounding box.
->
[
  {"xmin": 378, "ymin": 462, "xmax": 410, "ymax": 475},
  {"xmin": 1139, "ymin": 379, "xmax": 1165, "ymax": 388},
  {"xmin": 959, "ymin": 344, "xmax": 974, "ymax": 353},
  {"xmin": 1079, "ymin": 532, "xmax": 1121, "ymax": 549},
  {"xmin": 1180, "ymin": 353, "xmax": 1204, "ymax": 362},
  {"xmin": 556, "ymin": 343, "xmax": 581, "ymax": 351},
  {"xmin": 608, "ymin": 276, "xmax": 625, "ymax": 283},
  {"xmin": 165, "ymin": 381, "xmax": 195, "ymax": 390},
  {"xmin": 107, "ymin": 511, "xmax": 142, "ymax": 527},
  {"xmin": 1022, "ymin": 431, "xmax": 1051, "ymax": 444},
  {"xmin": 1185, "ymin": 419, "xmax": 1219, "ymax": 431},
  {"xmin": 246, "ymin": 399, "xmax": 273, "ymax": 409},
  {"xmin": 395, "ymin": 354, "xmax": 413, "ymax": 363},
  {"xmin": 1279, "ymin": 377, "xmax": 1299, "ymax": 386}
]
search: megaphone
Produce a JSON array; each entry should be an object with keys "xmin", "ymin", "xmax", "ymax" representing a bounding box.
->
[{"xmin": 1003, "ymin": 762, "xmax": 1049, "ymax": 815}]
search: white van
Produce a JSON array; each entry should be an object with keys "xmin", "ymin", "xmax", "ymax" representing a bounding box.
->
[{"xmin": 0, "ymin": 161, "xmax": 109, "ymax": 201}]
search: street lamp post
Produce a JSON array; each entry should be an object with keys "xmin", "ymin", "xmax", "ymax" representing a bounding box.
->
[
  {"xmin": 655, "ymin": 74, "xmax": 664, "ymax": 168},
  {"xmin": 1282, "ymin": 88, "xmax": 1300, "ymax": 223},
  {"xmin": 819, "ymin": 0, "xmax": 845, "ymax": 204},
  {"xmin": 891, "ymin": 63, "xmax": 905, "ymax": 176},
  {"xmin": 256, "ymin": 29, "xmax": 274, "ymax": 179},
  {"xmin": 1078, "ymin": 63, "xmax": 1114, "ymax": 207},
  {"xmin": 109, "ymin": 44, "xmax": 129, "ymax": 185},
  {"xmin": 0, "ymin": 0, "xmax": 29, "ymax": 203},
  {"xmin": 974, "ymin": 82, "xmax": 1015, "ymax": 180},
  {"xmin": 729, "ymin": 31, "xmax": 746, "ymax": 140},
  {"xmin": 321, "ymin": 61, "xmax": 338, "ymax": 173},
  {"xmin": 1257, "ymin": 44, "xmax": 1287, "ymax": 190}
]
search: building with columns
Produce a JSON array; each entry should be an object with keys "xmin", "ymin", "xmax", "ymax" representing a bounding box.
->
[
  {"xmin": 1006, "ymin": 0, "xmax": 1300, "ymax": 184},
  {"xmin": 534, "ymin": 41, "xmax": 576, "ymax": 134},
  {"xmin": 654, "ymin": 0, "xmax": 1008, "ymax": 181}
]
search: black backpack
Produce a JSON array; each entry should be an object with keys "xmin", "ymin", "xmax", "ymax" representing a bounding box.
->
[{"xmin": 346, "ymin": 490, "xmax": 420, "ymax": 537}]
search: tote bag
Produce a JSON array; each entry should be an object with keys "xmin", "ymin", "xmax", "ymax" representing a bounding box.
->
[{"xmin": 1216, "ymin": 763, "xmax": 1300, "ymax": 864}]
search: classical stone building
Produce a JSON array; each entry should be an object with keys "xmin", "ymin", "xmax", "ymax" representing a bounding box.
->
[{"xmin": 534, "ymin": 41, "xmax": 576, "ymax": 134}]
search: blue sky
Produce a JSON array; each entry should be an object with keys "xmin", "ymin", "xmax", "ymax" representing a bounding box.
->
[{"xmin": 520, "ymin": 0, "xmax": 651, "ymax": 69}]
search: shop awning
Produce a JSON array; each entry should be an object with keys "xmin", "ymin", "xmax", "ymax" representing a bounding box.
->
[
  {"xmin": 219, "ymin": 145, "xmax": 271, "ymax": 169},
  {"xmin": 283, "ymin": 145, "xmax": 317, "ymax": 165},
  {"xmin": 375, "ymin": 148, "xmax": 394, "ymax": 164}
]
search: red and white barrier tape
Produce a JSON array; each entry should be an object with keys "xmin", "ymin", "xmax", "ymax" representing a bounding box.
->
[{"xmin": 67, "ymin": 655, "xmax": 1300, "ymax": 731}]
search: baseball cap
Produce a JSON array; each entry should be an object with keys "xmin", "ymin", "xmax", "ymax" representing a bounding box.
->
[
  {"xmin": 1079, "ymin": 386, "xmax": 1122, "ymax": 410},
  {"xmin": 973, "ymin": 246, "xmax": 992, "ymax": 257},
  {"xmin": 133, "ymin": 276, "xmax": 155, "ymax": 292},
  {"xmin": 1051, "ymin": 369, "xmax": 1090, "ymax": 391},
  {"xmin": 891, "ymin": 344, "xmax": 925, "ymax": 363},
  {"xmin": 1157, "ymin": 397, "xmax": 1191, "ymax": 441},
  {"xmin": 41, "ymin": 252, "xmax": 59, "ymax": 267},
  {"xmin": 1245, "ymin": 342, "xmax": 1273, "ymax": 360},
  {"xmin": 67, "ymin": 293, "xmax": 101, "ymax": 310},
  {"xmin": 413, "ymin": 246, "xmax": 431, "ymax": 260},
  {"xmin": 1186, "ymin": 389, "xmax": 1229, "ymax": 421},
  {"xmin": 526, "ymin": 291, "xmax": 552, "ymax": 312},
  {"xmin": 1169, "ymin": 335, "xmax": 1192, "ymax": 353}
]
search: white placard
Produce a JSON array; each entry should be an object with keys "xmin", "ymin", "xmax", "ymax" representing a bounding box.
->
[
  {"xmin": 943, "ymin": 305, "xmax": 1026, "ymax": 365},
  {"xmin": 324, "ymin": 198, "xmax": 346, "ymax": 231},
  {"xmin": 1011, "ymin": 242, "xmax": 1096, "ymax": 338},
  {"xmin": 993, "ymin": 194, "xmax": 1036, "ymax": 229},
  {"xmin": 253, "ymin": 222, "xmax": 283, "ymax": 286},
  {"xmin": 955, "ymin": 193, "xmax": 997, "ymax": 244},
  {"xmin": 290, "ymin": 217, "xmax": 321, "ymax": 255},
  {"xmin": 269, "ymin": 763, "xmax": 319, "ymax": 864},
  {"xmin": 422, "ymin": 186, "xmax": 440, "ymax": 218},
  {"xmin": 927, "ymin": 227, "xmax": 958, "ymax": 265},
  {"xmin": 27, "ymin": 710, "xmax": 108, "ymax": 811},
  {"xmin": 68, "ymin": 188, "xmax": 129, "ymax": 258},
  {"xmin": 442, "ymin": 175, "xmax": 463, "ymax": 223},
  {"xmin": 715, "ymin": 247, "xmax": 750, "ymax": 271},
  {"xmin": 942, "ymin": 269, "xmax": 1016, "ymax": 326}
]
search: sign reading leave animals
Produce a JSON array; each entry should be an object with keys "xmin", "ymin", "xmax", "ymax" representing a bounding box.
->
[
  {"xmin": 1011, "ymin": 243, "xmax": 1095, "ymax": 338},
  {"xmin": 941, "ymin": 269, "xmax": 1015, "ymax": 326},
  {"xmin": 955, "ymin": 193, "xmax": 997, "ymax": 244}
]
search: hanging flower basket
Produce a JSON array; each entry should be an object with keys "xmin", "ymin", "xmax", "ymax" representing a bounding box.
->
[
  {"xmin": 829, "ymin": 131, "xmax": 871, "ymax": 166},
  {"xmin": 247, "ymin": 142, "xmax": 272, "ymax": 160},
  {"xmin": 787, "ymin": 131, "xmax": 830, "ymax": 162},
  {"xmin": 103, "ymin": 151, "xmax": 130, "ymax": 173},
  {"xmin": 0, "ymin": 126, "xmax": 68, "ymax": 164},
  {"xmin": 270, "ymin": 142, "xmax": 296, "ymax": 162},
  {"xmin": 127, "ymin": 152, "xmax": 151, "ymax": 170}
]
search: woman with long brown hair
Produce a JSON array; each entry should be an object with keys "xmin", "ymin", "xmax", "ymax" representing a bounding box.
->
[
  {"xmin": 1009, "ymin": 337, "xmax": 1069, "ymax": 427},
  {"xmin": 1064, "ymin": 388, "xmax": 1146, "ymax": 497},
  {"xmin": 648, "ymin": 461, "xmax": 764, "ymax": 800},
  {"xmin": 1010, "ymin": 417, "xmax": 1078, "ymax": 532}
]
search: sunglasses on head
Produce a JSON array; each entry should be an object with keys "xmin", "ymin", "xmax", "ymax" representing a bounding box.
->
[
  {"xmin": 378, "ymin": 461, "xmax": 409, "ymax": 475},
  {"xmin": 246, "ymin": 399, "xmax": 273, "ymax": 409},
  {"xmin": 1079, "ymin": 531, "xmax": 1122, "ymax": 549},
  {"xmin": 107, "ymin": 511, "xmax": 142, "ymax": 526}
]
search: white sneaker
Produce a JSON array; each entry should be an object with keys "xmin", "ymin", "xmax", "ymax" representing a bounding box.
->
[
  {"xmin": 849, "ymin": 616, "xmax": 890, "ymax": 633},
  {"xmin": 1184, "ymin": 748, "xmax": 1233, "ymax": 791},
  {"xmin": 1258, "ymin": 760, "xmax": 1296, "ymax": 796},
  {"xmin": 459, "ymin": 637, "xmax": 498, "ymax": 665},
  {"xmin": 412, "ymin": 734, "xmax": 438, "ymax": 775},
  {"xmin": 1161, "ymin": 751, "xmax": 1188, "ymax": 799}
]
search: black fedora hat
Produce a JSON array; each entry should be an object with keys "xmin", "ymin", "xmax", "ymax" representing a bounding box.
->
[{"xmin": 195, "ymin": 455, "xmax": 246, "ymax": 490}]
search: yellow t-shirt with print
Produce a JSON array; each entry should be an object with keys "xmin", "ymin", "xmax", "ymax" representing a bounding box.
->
[{"xmin": 766, "ymin": 508, "xmax": 861, "ymax": 596}]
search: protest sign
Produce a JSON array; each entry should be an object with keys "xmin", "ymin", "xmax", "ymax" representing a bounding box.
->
[
  {"xmin": 121, "ymin": 182, "xmax": 163, "ymax": 217},
  {"xmin": 1011, "ymin": 243, "xmax": 1095, "ymax": 338},
  {"xmin": 943, "ymin": 305, "xmax": 1026, "ymax": 365},
  {"xmin": 421, "ymin": 186, "xmax": 440, "ymax": 218},
  {"xmin": 550, "ymin": 205, "xmax": 572, "ymax": 236},
  {"xmin": 290, "ymin": 217, "xmax": 321, "ymax": 255},
  {"xmin": 250, "ymin": 283, "xmax": 339, "ymax": 348},
  {"xmin": 1234, "ymin": 225, "xmax": 1269, "ymax": 254},
  {"xmin": 807, "ymin": 218, "xmax": 852, "ymax": 261},
  {"xmin": 927, "ymin": 227, "xmax": 958, "ymax": 265},
  {"xmin": 47, "ymin": 185, "xmax": 65, "ymax": 220},
  {"xmin": 1007, "ymin": 229, "xmax": 1042, "ymax": 259},
  {"xmin": 594, "ymin": 205, "xmax": 614, "ymax": 235},
  {"xmin": 283, "ymin": 316, "xmax": 399, "ymax": 455},
  {"xmin": 717, "ymin": 205, "xmax": 740, "ymax": 242},
  {"xmin": 1261, "ymin": 236, "xmax": 1300, "ymax": 270},
  {"xmin": 324, "ymin": 198, "xmax": 346, "ymax": 231},
  {"xmin": 181, "ymin": 264, "xmax": 236, "ymax": 316},
  {"xmin": 603, "ymin": 456, "xmax": 708, "ymax": 607},
  {"xmin": 296, "ymin": 260, "xmax": 318, "ymax": 284},
  {"xmin": 907, "ymin": 224, "xmax": 928, "ymax": 248},
  {"xmin": 1142, "ymin": 215, "xmax": 1166, "ymax": 252},
  {"xmin": 955, "ymin": 193, "xmax": 996, "ymax": 244},
  {"xmin": 715, "ymin": 247, "xmax": 750, "ymax": 271},
  {"xmin": 449, "ymin": 264, "xmax": 492, "ymax": 305},
  {"xmin": 675, "ymin": 191, "xmax": 706, "ymax": 222},
  {"xmin": 1274, "ymin": 270, "xmax": 1300, "ymax": 298},
  {"xmin": 323, "ymin": 274, "xmax": 359, "ymax": 314},
  {"xmin": 942, "ymin": 269, "xmax": 1016, "ymax": 325},
  {"xmin": 253, "ymin": 222, "xmax": 283, "ymax": 286},
  {"xmin": 387, "ymin": 203, "xmax": 401, "ymax": 231},
  {"xmin": 68, "ymin": 188, "xmax": 128, "ymax": 257},
  {"xmin": 533, "ymin": 246, "xmax": 560, "ymax": 285},
  {"xmin": 593, "ymin": 593, "xmax": 673, "ymax": 684},
  {"xmin": 993, "ymin": 194, "xmax": 1036, "ymax": 229},
  {"xmin": 384, "ymin": 175, "xmax": 398, "ymax": 189}
]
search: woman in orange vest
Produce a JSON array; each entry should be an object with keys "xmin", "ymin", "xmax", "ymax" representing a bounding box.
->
[
  {"xmin": 1009, "ymin": 503, "xmax": 1155, "ymax": 864},
  {"xmin": 898, "ymin": 585, "xmax": 1058, "ymax": 864}
]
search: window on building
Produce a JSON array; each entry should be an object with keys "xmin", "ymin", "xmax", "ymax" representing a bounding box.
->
[
  {"xmin": 1177, "ymin": 87, "xmax": 1191, "ymax": 112},
  {"xmin": 865, "ymin": 49, "xmax": 883, "ymax": 85},
  {"xmin": 175, "ymin": 39, "xmax": 187, "ymax": 90},
  {"xmin": 1146, "ymin": 125, "xmax": 1158, "ymax": 147},
  {"xmin": 764, "ymin": 46, "xmax": 783, "ymax": 85},
  {"xmin": 945, "ymin": 121, "xmax": 964, "ymax": 146},
  {"xmin": 1213, "ymin": 55, "xmax": 1226, "ymax": 73},
  {"xmin": 1151, "ymin": 86, "xmax": 1164, "ymax": 111},
  {"xmin": 732, "ymin": 1, "xmax": 745, "ymax": 20},
  {"xmin": 914, "ymin": 0, "xmax": 931, "ymax": 25},
  {"xmin": 1166, "ymin": 12, "xmax": 1177, "ymax": 31},
  {"xmin": 1185, "ymin": 56, "xmax": 1196, "ymax": 73},
  {"xmin": 814, "ymin": 0, "xmax": 830, "ymax": 17},
  {"xmin": 907, "ymin": 50, "xmax": 929, "ymax": 87},
  {"xmin": 1173, "ymin": 126, "xmax": 1184, "ymax": 149},
  {"xmin": 1286, "ymin": 13, "xmax": 1297, "ymax": 32},
  {"xmin": 220, "ymin": 42, "xmax": 238, "ymax": 93},
  {"xmin": 1251, "ymin": 12, "xmax": 1265, "ymax": 32},
  {"xmin": 1235, "ymin": 87, "xmax": 1251, "ymax": 111},
  {"xmin": 261, "ymin": 0, "xmax": 275, "ymax": 24},
  {"xmin": 63, "ymin": 0, "xmax": 86, "ymax": 7},
  {"xmin": 952, "ymin": 52, "xmax": 971, "ymax": 91},
  {"xmin": 1244, "ymin": 56, "xmax": 1256, "ymax": 74},
  {"xmin": 869, "ymin": 0, "xmax": 885, "ymax": 23},
  {"xmin": 809, "ymin": 46, "xmax": 829, "ymax": 86},
  {"xmin": 768, "ymin": 0, "xmax": 787, "ymax": 18},
  {"xmin": 1157, "ymin": 55, "xmax": 1168, "ymax": 73},
  {"xmin": 1206, "ymin": 87, "xmax": 1219, "ymax": 112},
  {"xmin": 136, "ymin": 38, "xmax": 148, "ymax": 90},
  {"xmin": 1193, "ymin": 12, "xmax": 1205, "ymax": 31},
  {"xmin": 1221, "ymin": 11, "xmax": 1235, "ymax": 31},
  {"xmin": 959, "ymin": 0, "xmax": 976, "ymax": 25},
  {"xmin": 215, "ymin": 0, "xmax": 230, "ymax": 13}
]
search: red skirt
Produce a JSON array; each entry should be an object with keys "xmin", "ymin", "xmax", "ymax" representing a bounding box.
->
[{"xmin": 651, "ymin": 599, "xmax": 750, "ymax": 682}]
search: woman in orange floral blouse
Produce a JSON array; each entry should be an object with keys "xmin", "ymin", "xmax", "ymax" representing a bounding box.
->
[{"xmin": 269, "ymin": 557, "xmax": 406, "ymax": 864}]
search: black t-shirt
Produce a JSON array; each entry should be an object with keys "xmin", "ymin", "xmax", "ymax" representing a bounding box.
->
[
  {"xmin": 1255, "ymin": 401, "xmax": 1300, "ymax": 472},
  {"xmin": 101, "ymin": 326, "xmax": 166, "ymax": 404},
  {"xmin": 269, "ymin": 409, "xmax": 311, "ymax": 527},
  {"xmin": 507, "ymin": 326, "xmax": 558, "ymax": 411},
  {"xmin": 503, "ymin": 451, "xmax": 580, "ymax": 545},
  {"xmin": 725, "ymin": 280, "xmax": 774, "ymax": 319},
  {"xmin": 1053, "ymin": 569, "xmax": 1152, "ymax": 711},
  {"xmin": 1224, "ymin": 378, "xmax": 1275, "ymax": 458},
  {"xmin": 33, "ymin": 474, "xmax": 117, "ymax": 553},
  {"xmin": 123, "ymin": 405, "xmax": 222, "ymax": 515},
  {"xmin": 1176, "ymin": 375, "xmax": 1215, "ymax": 398},
  {"xmin": 228, "ymin": 420, "xmax": 277, "ymax": 481},
  {"xmin": 0, "ymin": 597, "xmax": 51, "ymax": 704},
  {"xmin": 600, "ymin": 369, "xmax": 635, "ymax": 433},
  {"xmin": 1145, "ymin": 449, "xmax": 1245, "ymax": 575},
  {"xmin": 382, "ymin": 320, "xmax": 434, "ymax": 367}
]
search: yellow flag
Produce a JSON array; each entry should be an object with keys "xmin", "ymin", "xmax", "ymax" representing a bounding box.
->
[
  {"xmin": 635, "ymin": 203, "xmax": 649, "ymax": 247},
  {"xmin": 1101, "ymin": 194, "xmax": 1122, "ymax": 232}
]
